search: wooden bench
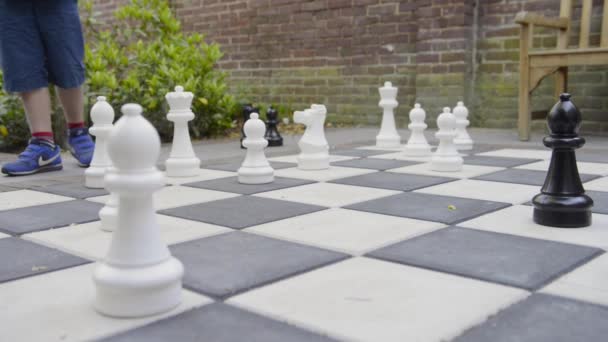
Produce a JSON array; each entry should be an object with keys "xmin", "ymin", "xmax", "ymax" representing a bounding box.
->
[{"xmin": 516, "ymin": 0, "xmax": 608, "ymax": 140}]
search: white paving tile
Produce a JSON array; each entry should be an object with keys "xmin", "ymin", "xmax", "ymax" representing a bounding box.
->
[
  {"xmin": 476, "ymin": 148, "xmax": 552, "ymax": 160},
  {"xmin": 245, "ymin": 208, "xmax": 446, "ymax": 255},
  {"xmin": 228, "ymin": 257, "xmax": 528, "ymax": 342},
  {"xmin": 87, "ymin": 185, "xmax": 239, "ymax": 210},
  {"xmin": 255, "ymin": 183, "xmax": 399, "ymax": 208},
  {"xmin": 516, "ymin": 160, "xmax": 608, "ymax": 176},
  {"xmin": 0, "ymin": 264, "xmax": 211, "ymax": 342},
  {"xmin": 460, "ymin": 205, "xmax": 608, "ymax": 250},
  {"xmin": 274, "ymin": 166, "xmax": 375, "ymax": 182},
  {"xmin": 584, "ymin": 177, "xmax": 608, "ymax": 192},
  {"xmin": 541, "ymin": 254, "xmax": 608, "ymax": 307},
  {"xmin": 0, "ymin": 232, "xmax": 8, "ymax": 239},
  {"xmin": 163, "ymin": 168, "xmax": 235, "ymax": 185},
  {"xmin": 268, "ymin": 154, "xmax": 355, "ymax": 164},
  {"xmin": 415, "ymin": 179, "xmax": 540, "ymax": 204},
  {"xmin": 0, "ymin": 189, "xmax": 73, "ymax": 211},
  {"xmin": 25, "ymin": 214, "xmax": 230, "ymax": 261},
  {"xmin": 388, "ymin": 163, "xmax": 504, "ymax": 179}
]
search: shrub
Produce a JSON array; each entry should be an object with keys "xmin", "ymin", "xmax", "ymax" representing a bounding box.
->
[{"xmin": 0, "ymin": 71, "xmax": 30, "ymax": 152}]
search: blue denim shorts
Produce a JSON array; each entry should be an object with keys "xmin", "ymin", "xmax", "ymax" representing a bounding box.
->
[{"xmin": 0, "ymin": 0, "xmax": 85, "ymax": 92}]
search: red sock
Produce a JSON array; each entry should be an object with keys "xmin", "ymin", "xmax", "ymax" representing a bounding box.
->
[
  {"xmin": 32, "ymin": 131, "xmax": 55, "ymax": 144},
  {"xmin": 68, "ymin": 122, "xmax": 85, "ymax": 129}
]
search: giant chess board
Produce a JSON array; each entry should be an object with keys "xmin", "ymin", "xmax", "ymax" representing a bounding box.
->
[{"xmin": 0, "ymin": 144, "xmax": 607, "ymax": 341}]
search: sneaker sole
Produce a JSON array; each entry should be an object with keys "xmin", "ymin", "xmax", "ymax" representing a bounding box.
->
[
  {"xmin": 2, "ymin": 164, "xmax": 63, "ymax": 176},
  {"xmin": 69, "ymin": 150, "xmax": 90, "ymax": 168}
]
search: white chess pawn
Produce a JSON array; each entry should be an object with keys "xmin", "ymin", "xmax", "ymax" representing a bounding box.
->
[
  {"xmin": 375, "ymin": 81, "xmax": 401, "ymax": 148},
  {"xmin": 165, "ymin": 86, "xmax": 200, "ymax": 177},
  {"xmin": 430, "ymin": 107, "xmax": 463, "ymax": 172},
  {"xmin": 85, "ymin": 96, "xmax": 115, "ymax": 188},
  {"xmin": 403, "ymin": 103, "xmax": 432, "ymax": 157},
  {"xmin": 238, "ymin": 113, "xmax": 274, "ymax": 184},
  {"xmin": 294, "ymin": 105, "xmax": 330, "ymax": 170},
  {"xmin": 453, "ymin": 101, "xmax": 473, "ymax": 150},
  {"xmin": 94, "ymin": 103, "xmax": 183, "ymax": 318}
]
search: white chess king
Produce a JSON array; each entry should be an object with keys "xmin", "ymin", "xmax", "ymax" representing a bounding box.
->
[
  {"xmin": 93, "ymin": 104, "xmax": 184, "ymax": 318},
  {"xmin": 85, "ymin": 96, "xmax": 115, "ymax": 188},
  {"xmin": 431, "ymin": 107, "xmax": 463, "ymax": 172},
  {"xmin": 403, "ymin": 103, "xmax": 432, "ymax": 157},
  {"xmin": 375, "ymin": 81, "xmax": 401, "ymax": 148},
  {"xmin": 238, "ymin": 113, "xmax": 274, "ymax": 184},
  {"xmin": 165, "ymin": 86, "xmax": 201, "ymax": 177},
  {"xmin": 453, "ymin": 101, "xmax": 473, "ymax": 150},
  {"xmin": 294, "ymin": 105, "xmax": 330, "ymax": 170}
]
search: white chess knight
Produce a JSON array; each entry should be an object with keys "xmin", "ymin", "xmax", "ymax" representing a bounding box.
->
[
  {"xmin": 430, "ymin": 107, "xmax": 463, "ymax": 172},
  {"xmin": 85, "ymin": 96, "xmax": 115, "ymax": 188},
  {"xmin": 294, "ymin": 104, "xmax": 330, "ymax": 170},
  {"xmin": 453, "ymin": 101, "xmax": 473, "ymax": 150},
  {"xmin": 238, "ymin": 113, "xmax": 274, "ymax": 184},
  {"xmin": 375, "ymin": 81, "xmax": 401, "ymax": 148},
  {"xmin": 165, "ymin": 86, "xmax": 200, "ymax": 177},
  {"xmin": 94, "ymin": 103, "xmax": 184, "ymax": 318},
  {"xmin": 403, "ymin": 103, "xmax": 432, "ymax": 157}
]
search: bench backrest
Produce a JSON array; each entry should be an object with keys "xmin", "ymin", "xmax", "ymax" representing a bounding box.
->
[{"xmin": 559, "ymin": 0, "xmax": 608, "ymax": 48}]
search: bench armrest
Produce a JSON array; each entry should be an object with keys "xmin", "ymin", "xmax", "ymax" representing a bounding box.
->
[{"xmin": 515, "ymin": 12, "xmax": 569, "ymax": 29}]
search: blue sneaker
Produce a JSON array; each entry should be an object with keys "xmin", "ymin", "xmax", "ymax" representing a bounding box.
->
[
  {"xmin": 1, "ymin": 139, "xmax": 63, "ymax": 176},
  {"xmin": 67, "ymin": 127, "xmax": 95, "ymax": 167}
]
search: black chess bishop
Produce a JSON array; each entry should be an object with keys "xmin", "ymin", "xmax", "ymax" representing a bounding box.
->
[
  {"xmin": 264, "ymin": 106, "xmax": 283, "ymax": 147},
  {"xmin": 532, "ymin": 93, "xmax": 593, "ymax": 228}
]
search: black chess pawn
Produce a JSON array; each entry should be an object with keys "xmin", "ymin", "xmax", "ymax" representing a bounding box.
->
[
  {"xmin": 264, "ymin": 106, "xmax": 283, "ymax": 147},
  {"xmin": 532, "ymin": 93, "xmax": 593, "ymax": 228},
  {"xmin": 240, "ymin": 104, "xmax": 253, "ymax": 149}
]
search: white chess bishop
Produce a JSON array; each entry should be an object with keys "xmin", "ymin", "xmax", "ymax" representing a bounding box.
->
[
  {"xmin": 403, "ymin": 103, "xmax": 432, "ymax": 157},
  {"xmin": 94, "ymin": 104, "xmax": 184, "ymax": 318},
  {"xmin": 294, "ymin": 104, "xmax": 330, "ymax": 170},
  {"xmin": 453, "ymin": 101, "xmax": 473, "ymax": 150},
  {"xmin": 165, "ymin": 86, "xmax": 200, "ymax": 177},
  {"xmin": 98, "ymin": 168, "xmax": 118, "ymax": 232},
  {"xmin": 85, "ymin": 96, "xmax": 115, "ymax": 188},
  {"xmin": 238, "ymin": 113, "xmax": 274, "ymax": 184},
  {"xmin": 430, "ymin": 107, "xmax": 463, "ymax": 172},
  {"xmin": 375, "ymin": 81, "xmax": 401, "ymax": 148}
]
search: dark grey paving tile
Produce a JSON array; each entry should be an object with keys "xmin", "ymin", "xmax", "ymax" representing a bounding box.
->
[
  {"xmin": 332, "ymin": 158, "xmax": 420, "ymax": 171},
  {"xmin": 463, "ymin": 155, "xmax": 541, "ymax": 168},
  {"xmin": 203, "ymin": 161, "xmax": 296, "ymax": 172},
  {"xmin": 331, "ymin": 171, "xmax": 454, "ymax": 191},
  {"xmin": 170, "ymin": 232, "xmax": 347, "ymax": 298},
  {"xmin": 587, "ymin": 190, "xmax": 608, "ymax": 215},
  {"xmin": 0, "ymin": 185, "xmax": 19, "ymax": 192},
  {"xmin": 0, "ymin": 237, "xmax": 89, "ymax": 283},
  {"xmin": 330, "ymin": 148, "xmax": 396, "ymax": 157},
  {"xmin": 474, "ymin": 169, "xmax": 599, "ymax": 186},
  {"xmin": 368, "ymin": 227, "xmax": 602, "ymax": 290},
  {"xmin": 345, "ymin": 192, "xmax": 509, "ymax": 224},
  {"xmin": 103, "ymin": 303, "xmax": 339, "ymax": 342},
  {"xmin": 31, "ymin": 182, "xmax": 109, "ymax": 199},
  {"xmin": 0, "ymin": 200, "xmax": 104, "ymax": 235},
  {"xmin": 160, "ymin": 196, "xmax": 326, "ymax": 229},
  {"xmin": 453, "ymin": 293, "xmax": 608, "ymax": 342},
  {"xmin": 184, "ymin": 176, "xmax": 314, "ymax": 195}
]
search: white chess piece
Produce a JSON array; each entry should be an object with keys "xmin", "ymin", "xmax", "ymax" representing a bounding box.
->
[
  {"xmin": 238, "ymin": 113, "xmax": 274, "ymax": 184},
  {"xmin": 94, "ymin": 103, "xmax": 183, "ymax": 318},
  {"xmin": 430, "ymin": 107, "xmax": 463, "ymax": 172},
  {"xmin": 375, "ymin": 81, "xmax": 401, "ymax": 148},
  {"xmin": 453, "ymin": 101, "xmax": 473, "ymax": 150},
  {"xmin": 294, "ymin": 105, "xmax": 330, "ymax": 170},
  {"xmin": 165, "ymin": 86, "xmax": 200, "ymax": 177},
  {"xmin": 98, "ymin": 167, "xmax": 118, "ymax": 232},
  {"xmin": 85, "ymin": 96, "xmax": 115, "ymax": 188},
  {"xmin": 403, "ymin": 103, "xmax": 432, "ymax": 157}
]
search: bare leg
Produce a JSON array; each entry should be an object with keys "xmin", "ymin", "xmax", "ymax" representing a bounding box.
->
[
  {"xmin": 57, "ymin": 86, "xmax": 85, "ymax": 125},
  {"xmin": 19, "ymin": 87, "xmax": 53, "ymax": 134}
]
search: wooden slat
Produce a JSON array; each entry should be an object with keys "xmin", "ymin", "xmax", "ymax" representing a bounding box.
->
[
  {"xmin": 558, "ymin": 0, "xmax": 573, "ymax": 49},
  {"xmin": 530, "ymin": 50, "xmax": 608, "ymax": 67},
  {"xmin": 529, "ymin": 47, "xmax": 608, "ymax": 55},
  {"xmin": 514, "ymin": 12, "xmax": 569, "ymax": 29},
  {"xmin": 580, "ymin": 0, "xmax": 592, "ymax": 48},
  {"xmin": 602, "ymin": 0, "xmax": 608, "ymax": 47},
  {"xmin": 518, "ymin": 23, "xmax": 532, "ymax": 141}
]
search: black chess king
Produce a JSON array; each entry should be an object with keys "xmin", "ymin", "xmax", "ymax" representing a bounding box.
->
[{"xmin": 532, "ymin": 94, "xmax": 593, "ymax": 228}]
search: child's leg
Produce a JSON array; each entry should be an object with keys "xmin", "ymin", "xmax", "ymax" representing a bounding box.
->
[
  {"xmin": 20, "ymin": 88, "xmax": 54, "ymax": 142},
  {"xmin": 57, "ymin": 87, "xmax": 85, "ymax": 129}
]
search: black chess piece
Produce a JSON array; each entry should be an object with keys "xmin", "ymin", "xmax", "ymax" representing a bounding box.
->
[
  {"xmin": 240, "ymin": 104, "xmax": 253, "ymax": 149},
  {"xmin": 264, "ymin": 106, "xmax": 283, "ymax": 147},
  {"xmin": 532, "ymin": 93, "xmax": 593, "ymax": 228}
]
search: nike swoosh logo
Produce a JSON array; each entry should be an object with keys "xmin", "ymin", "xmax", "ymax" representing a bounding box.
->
[{"xmin": 38, "ymin": 153, "xmax": 60, "ymax": 166}]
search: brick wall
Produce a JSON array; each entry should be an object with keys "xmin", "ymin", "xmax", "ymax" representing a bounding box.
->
[{"xmin": 91, "ymin": 0, "xmax": 608, "ymax": 133}]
